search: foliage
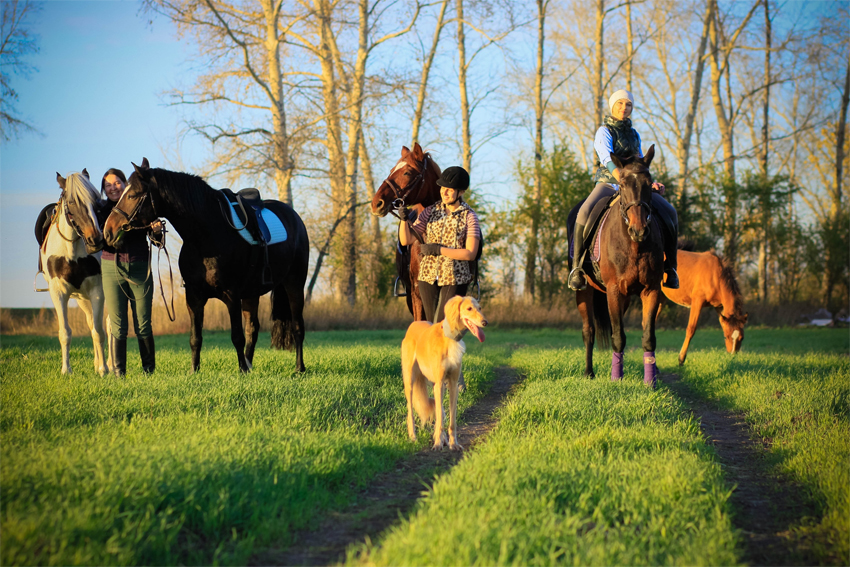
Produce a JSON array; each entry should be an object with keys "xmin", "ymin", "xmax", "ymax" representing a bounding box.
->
[
  {"xmin": 0, "ymin": 0, "xmax": 40, "ymax": 141},
  {"xmin": 507, "ymin": 145, "xmax": 589, "ymax": 302}
]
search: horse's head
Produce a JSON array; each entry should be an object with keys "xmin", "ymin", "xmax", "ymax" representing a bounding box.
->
[
  {"xmin": 103, "ymin": 157, "xmax": 156, "ymax": 248},
  {"xmin": 719, "ymin": 311, "xmax": 748, "ymax": 354},
  {"xmin": 56, "ymin": 169, "xmax": 103, "ymax": 254},
  {"xmin": 371, "ymin": 142, "xmax": 440, "ymax": 217},
  {"xmin": 612, "ymin": 144, "xmax": 655, "ymax": 243}
]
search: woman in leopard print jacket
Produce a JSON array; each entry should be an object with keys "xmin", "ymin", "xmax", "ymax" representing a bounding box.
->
[{"xmin": 399, "ymin": 166, "xmax": 481, "ymax": 323}]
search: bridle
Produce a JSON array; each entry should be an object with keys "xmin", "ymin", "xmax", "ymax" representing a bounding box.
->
[
  {"xmin": 383, "ymin": 154, "xmax": 430, "ymax": 221},
  {"xmin": 618, "ymin": 169, "xmax": 653, "ymax": 226},
  {"xmin": 111, "ymin": 184, "xmax": 157, "ymax": 232},
  {"xmin": 56, "ymin": 192, "xmax": 95, "ymax": 242}
]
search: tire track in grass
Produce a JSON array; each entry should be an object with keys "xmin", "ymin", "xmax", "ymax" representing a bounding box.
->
[
  {"xmin": 248, "ymin": 366, "xmax": 523, "ymax": 567},
  {"xmin": 659, "ymin": 371, "xmax": 821, "ymax": 566}
]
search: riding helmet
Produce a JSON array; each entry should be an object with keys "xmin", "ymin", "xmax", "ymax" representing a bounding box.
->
[{"xmin": 436, "ymin": 166, "xmax": 470, "ymax": 190}]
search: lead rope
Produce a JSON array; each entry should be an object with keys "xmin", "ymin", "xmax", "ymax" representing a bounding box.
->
[{"xmin": 112, "ymin": 221, "xmax": 175, "ymax": 322}]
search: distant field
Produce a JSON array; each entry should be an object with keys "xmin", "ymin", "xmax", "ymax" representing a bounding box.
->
[{"xmin": 1, "ymin": 327, "xmax": 847, "ymax": 565}]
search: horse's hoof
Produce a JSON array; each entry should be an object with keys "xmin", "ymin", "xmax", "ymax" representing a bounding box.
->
[{"xmin": 449, "ymin": 443, "xmax": 464, "ymax": 452}]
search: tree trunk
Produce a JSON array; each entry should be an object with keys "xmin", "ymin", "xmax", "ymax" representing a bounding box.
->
[
  {"xmin": 315, "ymin": 0, "xmax": 347, "ymax": 299},
  {"xmin": 677, "ymin": 0, "xmax": 713, "ymax": 208},
  {"xmin": 625, "ymin": 0, "xmax": 633, "ymax": 91},
  {"xmin": 594, "ymin": 0, "xmax": 605, "ymax": 128},
  {"xmin": 261, "ymin": 0, "xmax": 293, "ymax": 205},
  {"xmin": 359, "ymin": 129, "xmax": 383, "ymax": 302},
  {"xmin": 524, "ymin": 0, "xmax": 546, "ymax": 301},
  {"xmin": 757, "ymin": 0, "xmax": 771, "ymax": 303},
  {"xmin": 412, "ymin": 0, "xmax": 449, "ymax": 146},
  {"xmin": 821, "ymin": 49, "xmax": 850, "ymax": 309},
  {"xmin": 456, "ymin": 0, "xmax": 471, "ymax": 173}
]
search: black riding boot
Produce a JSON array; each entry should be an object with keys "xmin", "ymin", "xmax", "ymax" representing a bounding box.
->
[
  {"xmin": 568, "ymin": 223, "xmax": 588, "ymax": 291},
  {"xmin": 112, "ymin": 336, "xmax": 127, "ymax": 378},
  {"xmin": 138, "ymin": 336, "xmax": 156, "ymax": 374},
  {"xmin": 663, "ymin": 230, "xmax": 680, "ymax": 289}
]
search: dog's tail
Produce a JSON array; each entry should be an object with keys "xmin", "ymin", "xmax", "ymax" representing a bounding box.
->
[{"xmin": 410, "ymin": 368, "xmax": 435, "ymax": 423}]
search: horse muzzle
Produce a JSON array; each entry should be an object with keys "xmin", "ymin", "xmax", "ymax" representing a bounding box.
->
[{"xmin": 628, "ymin": 225, "xmax": 648, "ymax": 243}]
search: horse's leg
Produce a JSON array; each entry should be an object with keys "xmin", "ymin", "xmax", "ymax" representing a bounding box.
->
[
  {"xmin": 607, "ymin": 288, "xmax": 627, "ymax": 380},
  {"xmin": 49, "ymin": 285, "xmax": 73, "ymax": 375},
  {"xmin": 241, "ymin": 296, "xmax": 260, "ymax": 370},
  {"xmin": 679, "ymin": 298, "xmax": 705, "ymax": 366},
  {"xmin": 222, "ymin": 293, "xmax": 249, "ymax": 373},
  {"xmin": 641, "ymin": 288, "xmax": 661, "ymax": 387},
  {"xmin": 575, "ymin": 288, "xmax": 596, "ymax": 378},
  {"xmin": 186, "ymin": 289, "xmax": 207, "ymax": 373},
  {"xmin": 78, "ymin": 296, "xmax": 107, "ymax": 377},
  {"xmin": 283, "ymin": 279, "xmax": 307, "ymax": 373}
]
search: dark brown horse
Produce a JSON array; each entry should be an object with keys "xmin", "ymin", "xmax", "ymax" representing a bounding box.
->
[
  {"xmin": 572, "ymin": 146, "xmax": 665, "ymax": 387},
  {"xmin": 370, "ymin": 143, "xmax": 441, "ymax": 321},
  {"xmin": 659, "ymin": 246, "xmax": 748, "ymax": 365},
  {"xmin": 103, "ymin": 158, "xmax": 309, "ymax": 374}
]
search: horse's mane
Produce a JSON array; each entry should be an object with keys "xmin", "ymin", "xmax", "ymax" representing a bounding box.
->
[
  {"xmin": 151, "ymin": 168, "xmax": 216, "ymax": 215},
  {"xmin": 715, "ymin": 252, "xmax": 745, "ymax": 319},
  {"xmin": 65, "ymin": 173, "xmax": 100, "ymax": 207}
]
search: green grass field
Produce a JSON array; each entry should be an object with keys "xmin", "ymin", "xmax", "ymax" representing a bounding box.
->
[{"xmin": 1, "ymin": 327, "xmax": 847, "ymax": 565}]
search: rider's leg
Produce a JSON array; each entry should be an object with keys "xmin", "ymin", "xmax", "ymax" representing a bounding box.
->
[
  {"xmin": 418, "ymin": 280, "xmax": 439, "ymax": 323},
  {"xmin": 570, "ymin": 183, "xmax": 617, "ymax": 291},
  {"xmin": 651, "ymin": 193, "xmax": 679, "ymax": 289}
]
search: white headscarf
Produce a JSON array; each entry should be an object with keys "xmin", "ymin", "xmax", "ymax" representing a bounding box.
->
[{"xmin": 608, "ymin": 89, "xmax": 635, "ymax": 114}]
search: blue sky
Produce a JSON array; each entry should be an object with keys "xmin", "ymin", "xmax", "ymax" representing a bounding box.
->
[{"xmin": 1, "ymin": 0, "xmax": 206, "ymax": 308}]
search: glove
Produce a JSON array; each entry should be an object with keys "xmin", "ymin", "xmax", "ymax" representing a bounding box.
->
[
  {"xmin": 399, "ymin": 205, "xmax": 411, "ymax": 220},
  {"xmin": 419, "ymin": 243, "xmax": 442, "ymax": 256}
]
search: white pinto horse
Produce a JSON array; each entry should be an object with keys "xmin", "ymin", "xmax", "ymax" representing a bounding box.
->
[{"xmin": 38, "ymin": 171, "xmax": 110, "ymax": 375}]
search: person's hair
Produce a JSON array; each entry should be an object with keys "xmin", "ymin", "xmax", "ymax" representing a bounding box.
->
[
  {"xmin": 101, "ymin": 168, "xmax": 127, "ymax": 191},
  {"xmin": 101, "ymin": 168, "xmax": 127, "ymax": 200}
]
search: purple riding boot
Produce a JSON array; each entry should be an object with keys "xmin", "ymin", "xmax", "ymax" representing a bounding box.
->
[
  {"xmin": 644, "ymin": 351, "xmax": 658, "ymax": 388},
  {"xmin": 611, "ymin": 352, "xmax": 624, "ymax": 381}
]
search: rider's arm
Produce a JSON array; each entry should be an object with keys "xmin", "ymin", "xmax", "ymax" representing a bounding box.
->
[
  {"xmin": 398, "ymin": 207, "xmax": 429, "ymax": 246},
  {"xmin": 595, "ymin": 126, "xmax": 622, "ymax": 182}
]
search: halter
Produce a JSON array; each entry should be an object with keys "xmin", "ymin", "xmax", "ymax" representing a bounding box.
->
[
  {"xmin": 383, "ymin": 154, "xmax": 430, "ymax": 219},
  {"xmin": 54, "ymin": 192, "xmax": 91, "ymax": 243},
  {"xmin": 111, "ymin": 186, "xmax": 157, "ymax": 231}
]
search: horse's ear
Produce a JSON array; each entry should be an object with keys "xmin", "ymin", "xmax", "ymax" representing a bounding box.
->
[
  {"xmin": 642, "ymin": 144, "xmax": 655, "ymax": 167},
  {"xmin": 82, "ymin": 168, "xmax": 89, "ymax": 179},
  {"xmin": 401, "ymin": 146, "xmax": 410, "ymax": 159},
  {"xmin": 412, "ymin": 142, "xmax": 424, "ymax": 160},
  {"xmin": 141, "ymin": 157, "xmax": 150, "ymax": 169},
  {"xmin": 133, "ymin": 159, "xmax": 150, "ymax": 177},
  {"xmin": 611, "ymin": 155, "xmax": 624, "ymax": 170},
  {"xmin": 56, "ymin": 172, "xmax": 66, "ymax": 189},
  {"xmin": 743, "ymin": 312, "xmax": 749, "ymax": 324}
]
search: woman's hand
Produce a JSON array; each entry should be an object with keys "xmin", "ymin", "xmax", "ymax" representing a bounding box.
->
[
  {"xmin": 652, "ymin": 181, "xmax": 666, "ymax": 195},
  {"xmin": 419, "ymin": 243, "xmax": 442, "ymax": 256}
]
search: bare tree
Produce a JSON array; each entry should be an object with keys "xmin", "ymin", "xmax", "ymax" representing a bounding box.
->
[
  {"xmin": 148, "ymin": 0, "xmax": 301, "ymax": 204},
  {"xmin": 0, "ymin": 0, "xmax": 40, "ymax": 141},
  {"xmin": 411, "ymin": 0, "xmax": 450, "ymax": 146}
]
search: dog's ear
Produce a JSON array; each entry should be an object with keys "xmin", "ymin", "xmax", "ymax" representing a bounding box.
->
[{"xmin": 444, "ymin": 295, "xmax": 464, "ymax": 319}]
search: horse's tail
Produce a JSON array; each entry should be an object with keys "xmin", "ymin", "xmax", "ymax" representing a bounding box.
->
[
  {"xmin": 270, "ymin": 287, "xmax": 295, "ymax": 351},
  {"xmin": 593, "ymin": 290, "xmax": 612, "ymax": 349}
]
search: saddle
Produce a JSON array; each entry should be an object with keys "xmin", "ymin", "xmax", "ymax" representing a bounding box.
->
[
  {"xmin": 219, "ymin": 188, "xmax": 274, "ymax": 284},
  {"xmin": 34, "ymin": 204, "xmax": 57, "ymax": 291},
  {"xmin": 567, "ymin": 192, "xmax": 678, "ymax": 285}
]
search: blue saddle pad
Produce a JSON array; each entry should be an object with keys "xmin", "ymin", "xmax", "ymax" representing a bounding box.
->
[{"xmin": 226, "ymin": 201, "xmax": 287, "ymax": 246}]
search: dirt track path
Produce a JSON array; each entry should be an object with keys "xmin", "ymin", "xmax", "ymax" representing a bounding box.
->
[
  {"xmin": 249, "ymin": 366, "xmax": 523, "ymax": 567},
  {"xmin": 659, "ymin": 371, "xmax": 821, "ymax": 566}
]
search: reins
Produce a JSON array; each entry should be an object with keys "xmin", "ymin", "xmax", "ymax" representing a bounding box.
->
[
  {"xmin": 110, "ymin": 183, "xmax": 176, "ymax": 322},
  {"xmin": 383, "ymin": 154, "xmax": 430, "ymax": 244}
]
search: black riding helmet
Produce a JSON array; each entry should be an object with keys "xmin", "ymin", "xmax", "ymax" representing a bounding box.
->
[{"xmin": 436, "ymin": 166, "xmax": 470, "ymax": 190}]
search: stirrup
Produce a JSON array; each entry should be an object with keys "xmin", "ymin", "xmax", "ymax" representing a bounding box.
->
[
  {"xmin": 34, "ymin": 271, "xmax": 49, "ymax": 292},
  {"xmin": 568, "ymin": 268, "xmax": 587, "ymax": 291}
]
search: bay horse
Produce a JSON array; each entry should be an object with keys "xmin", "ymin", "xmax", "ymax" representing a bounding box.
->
[
  {"xmin": 370, "ymin": 143, "xmax": 441, "ymax": 321},
  {"xmin": 571, "ymin": 146, "xmax": 665, "ymax": 387},
  {"xmin": 659, "ymin": 245, "xmax": 748, "ymax": 365},
  {"xmin": 103, "ymin": 158, "xmax": 309, "ymax": 373},
  {"xmin": 37, "ymin": 170, "xmax": 109, "ymax": 376}
]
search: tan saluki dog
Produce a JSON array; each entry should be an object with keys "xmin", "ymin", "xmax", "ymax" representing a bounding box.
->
[{"xmin": 402, "ymin": 296, "xmax": 488, "ymax": 450}]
